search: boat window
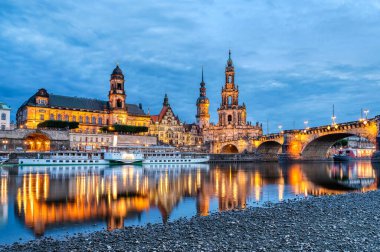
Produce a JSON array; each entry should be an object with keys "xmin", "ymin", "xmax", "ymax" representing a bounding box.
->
[
  {"xmin": 59, "ymin": 160, "xmax": 63, "ymax": 163},
  {"xmin": 66, "ymin": 160, "xmax": 69, "ymax": 163},
  {"xmin": 53, "ymin": 160, "xmax": 56, "ymax": 163},
  {"xmin": 46, "ymin": 160, "xmax": 50, "ymax": 163}
]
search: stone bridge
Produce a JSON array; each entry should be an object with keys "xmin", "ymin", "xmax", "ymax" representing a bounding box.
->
[{"xmin": 210, "ymin": 116, "xmax": 380, "ymax": 161}]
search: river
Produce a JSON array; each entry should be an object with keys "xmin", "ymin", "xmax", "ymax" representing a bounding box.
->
[{"xmin": 0, "ymin": 161, "xmax": 378, "ymax": 244}]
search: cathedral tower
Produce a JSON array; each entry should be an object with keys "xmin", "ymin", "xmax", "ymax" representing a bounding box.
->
[
  {"xmin": 217, "ymin": 50, "xmax": 247, "ymax": 126},
  {"xmin": 196, "ymin": 68, "xmax": 210, "ymax": 128},
  {"xmin": 108, "ymin": 65, "xmax": 126, "ymax": 110}
]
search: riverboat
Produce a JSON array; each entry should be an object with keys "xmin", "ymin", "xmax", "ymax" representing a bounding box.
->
[
  {"xmin": 142, "ymin": 162, "xmax": 210, "ymax": 170},
  {"xmin": 142, "ymin": 151, "xmax": 209, "ymax": 164},
  {"xmin": 333, "ymin": 147, "xmax": 374, "ymax": 162},
  {"xmin": 18, "ymin": 151, "xmax": 109, "ymax": 166},
  {"xmin": 104, "ymin": 151, "xmax": 144, "ymax": 164}
]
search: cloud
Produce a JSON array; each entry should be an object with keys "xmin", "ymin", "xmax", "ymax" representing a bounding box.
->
[{"xmin": 1, "ymin": 0, "xmax": 380, "ymax": 132}]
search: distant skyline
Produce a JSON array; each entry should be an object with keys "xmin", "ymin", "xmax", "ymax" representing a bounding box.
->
[{"xmin": 1, "ymin": 0, "xmax": 380, "ymax": 133}]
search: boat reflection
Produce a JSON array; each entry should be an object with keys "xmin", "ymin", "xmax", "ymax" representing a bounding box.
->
[{"xmin": 2, "ymin": 161, "xmax": 377, "ymax": 239}]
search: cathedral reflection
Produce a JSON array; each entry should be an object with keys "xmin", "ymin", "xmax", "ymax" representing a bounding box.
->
[{"xmin": 7, "ymin": 161, "xmax": 377, "ymax": 237}]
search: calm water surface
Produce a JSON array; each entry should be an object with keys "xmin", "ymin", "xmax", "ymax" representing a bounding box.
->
[{"xmin": 0, "ymin": 161, "xmax": 378, "ymax": 244}]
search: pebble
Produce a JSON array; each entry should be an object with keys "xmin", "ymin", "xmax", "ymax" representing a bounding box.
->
[{"xmin": 4, "ymin": 191, "xmax": 380, "ymax": 251}]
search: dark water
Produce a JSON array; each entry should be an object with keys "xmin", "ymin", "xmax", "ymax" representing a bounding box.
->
[{"xmin": 0, "ymin": 161, "xmax": 378, "ymax": 244}]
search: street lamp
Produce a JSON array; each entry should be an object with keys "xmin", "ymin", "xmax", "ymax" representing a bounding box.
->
[
  {"xmin": 278, "ymin": 124, "xmax": 282, "ymax": 133},
  {"xmin": 304, "ymin": 120, "xmax": 309, "ymax": 129},
  {"xmin": 2, "ymin": 140, "xmax": 8, "ymax": 151}
]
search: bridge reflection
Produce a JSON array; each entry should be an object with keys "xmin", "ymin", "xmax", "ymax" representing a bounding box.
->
[{"xmin": 0, "ymin": 162, "xmax": 377, "ymax": 237}]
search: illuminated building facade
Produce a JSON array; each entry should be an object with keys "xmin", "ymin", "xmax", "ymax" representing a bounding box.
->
[
  {"xmin": 16, "ymin": 65, "xmax": 151, "ymax": 133},
  {"xmin": 0, "ymin": 102, "xmax": 11, "ymax": 131},
  {"xmin": 150, "ymin": 94, "xmax": 202, "ymax": 146},
  {"xmin": 200, "ymin": 51, "xmax": 262, "ymax": 152},
  {"xmin": 195, "ymin": 68, "xmax": 210, "ymax": 129}
]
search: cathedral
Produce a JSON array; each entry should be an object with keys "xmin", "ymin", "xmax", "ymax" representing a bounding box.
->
[
  {"xmin": 16, "ymin": 65, "xmax": 151, "ymax": 133},
  {"xmin": 197, "ymin": 51, "xmax": 263, "ymax": 152}
]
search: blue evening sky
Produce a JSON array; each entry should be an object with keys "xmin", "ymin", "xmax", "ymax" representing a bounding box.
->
[{"xmin": 1, "ymin": 0, "xmax": 380, "ymax": 133}]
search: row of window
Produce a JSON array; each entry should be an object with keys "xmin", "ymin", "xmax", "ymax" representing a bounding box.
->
[
  {"xmin": 72, "ymin": 136, "xmax": 111, "ymax": 143},
  {"xmin": 44, "ymin": 114, "xmax": 106, "ymax": 125}
]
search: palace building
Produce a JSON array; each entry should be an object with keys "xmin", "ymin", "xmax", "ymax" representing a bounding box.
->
[
  {"xmin": 16, "ymin": 65, "xmax": 151, "ymax": 133},
  {"xmin": 149, "ymin": 94, "xmax": 202, "ymax": 146},
  {"xmin": 198, "ymin": 51, "xmax": 262, "ymax": 152}
]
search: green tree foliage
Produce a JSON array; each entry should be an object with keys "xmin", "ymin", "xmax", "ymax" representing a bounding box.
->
[
  {"xmin": 100, "ymin": 124, "xmax": 148, "ymax": 134},
  {"xmin": 333, "ymin": 139, "xmax": 348, "ymax": 147},
  {"xmin": 37, "ymin": 120, "xmax": 79, "ymax": 129}
]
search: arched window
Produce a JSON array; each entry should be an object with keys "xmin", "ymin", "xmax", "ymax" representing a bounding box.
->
[
  {"xmin": 85, "ymin": 116, "xmax": 89, "ymax": 124},
  {"xmin": 49, "ymin": 114, "xmax": 54, "ymax": 120},
  {"xmin": 79, "ymin": 116, "xmax": 83, "ymax": 123},
  {"xmin": 228, "ymin": 115, "xmax": 232, "ymax": 124},
  {"xmin": 117, "ymin": 83, "xmax": 122, "ymax": 90},
  {"xmin": 57, "ymin": 114, "xmax": 62, "ymax": 121},
  {"xmin": 64, "ymin": 115, "xmax": 69, "ymax": 121},
  {"xmin": 1, "ymin": 113, "xmax": 6, "ymax": 120},
  {"xmin": 92, "ymin": 116, "xmax": 96, "ymax": 124},
  {"xmin": 228, "ymin": 96, "xmax": 232, "ymax": 105},
  {"xmin": 72, "ymin": 115, "xmax": 76, "ymax": 122},
  {"xmin": 117, "ymin": 99, "xmax": 123, "ymax": 108},
  {"xmin": 98, "ymin": 117, "xmax": 103, "ymax": 125},
  {"xmin": 228, "ymin": 75, "xmax": 232, "ymax": 83}
]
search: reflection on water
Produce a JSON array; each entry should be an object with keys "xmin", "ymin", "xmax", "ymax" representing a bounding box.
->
[{"xmin": 0, "ymin": 161, "xmax": 378, "ymax": 244}]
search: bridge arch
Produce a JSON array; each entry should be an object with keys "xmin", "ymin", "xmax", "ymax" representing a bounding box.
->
[
  {"xmin": 220, "ymin": 144, "xmax": 239, "ymax": 154},
  {"xmin": 301, "ymin": 133, "xmax": 375, "ymax": 160},
  {"xmin": 256, "ymin": 141, "xmax": 282, "ymax": 155}
]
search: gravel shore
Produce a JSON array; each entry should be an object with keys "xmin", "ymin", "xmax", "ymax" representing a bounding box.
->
[{"xmin": 3, "ymin": 191, "xmax": 380, "ymax": 252}]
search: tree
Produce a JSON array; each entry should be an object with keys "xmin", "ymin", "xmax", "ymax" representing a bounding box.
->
[
  {"xmin": 100, "ymin": 124, "xmax": 148, "ymax": 134},
  {"xmin": 37, "ymin": 120, "xmax": 79, "ymax": 130}
]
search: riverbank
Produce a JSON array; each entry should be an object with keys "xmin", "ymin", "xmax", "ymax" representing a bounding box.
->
[{"xmin": 3, "ymin": 191, "xmax": 380, "ymax": 251}]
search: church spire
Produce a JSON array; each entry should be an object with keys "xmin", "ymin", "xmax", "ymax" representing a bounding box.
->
[
  {"xmin": 199, "ymin": 67, "xmax": 206, "ymax": 97},
  {"xmin": 196, "ymin": 67, "xmax": 210, "ymax": 128},
  {"xmin": 227, "ymin": 49, "xmax": 233, "ymax": 67},
  {"xmin": 163, "ymin": 93, "xmax": 169, "ymax": 107},
  {"xmin": 201, "ymin": 66, "xmax": 204, "ymax": 83}
]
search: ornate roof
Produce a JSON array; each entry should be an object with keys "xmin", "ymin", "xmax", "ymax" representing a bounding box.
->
[
  {"xmin": 151, "ymin": 103, "xmax": 181, "ymax": 124},
  {"xmin": 36, "ymin": 88, "xmax": 49, "ymax": 98},
  {"xmin": 19, "ymin": 90, "xmax": 146, "ymax": 116},
  {"xmin": 112, "ymin": 65, "xmax": 123, "ymax": 76},
  {"xmin": 0, "ymin": 102, "xmax": 11, "ymax": 110},
  {"xmin": 226, "ymin": 49, "xmax": 234, "ymax": 71}
]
